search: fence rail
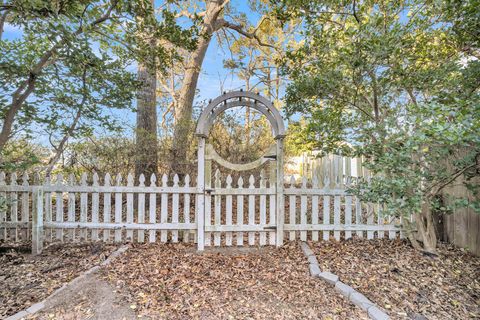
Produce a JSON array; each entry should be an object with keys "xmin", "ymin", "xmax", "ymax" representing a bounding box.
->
[{"xmin": 0, "ymin": 169, "xmax": 403, "ymax": 253}]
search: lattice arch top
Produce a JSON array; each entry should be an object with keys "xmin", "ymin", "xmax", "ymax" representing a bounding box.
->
[{"xmin": 195, "ymin": 90, "xmax": 286, "ymax": 139}]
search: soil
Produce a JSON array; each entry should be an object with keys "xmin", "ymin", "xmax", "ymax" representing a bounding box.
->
[
  {"xmin": 309, "ymin": 238, "xmax": 480, "ymax": 319},
  {"xmin": 0, "ymin": 241, "xmax": 118, "ymax": 319},
  {"xmin": 29, "ymin": 273, "xmax": 136, "ymax": 320},
  {"xmin": 105, "ymin": 242, "xmax": 368, "ymax": 320}
]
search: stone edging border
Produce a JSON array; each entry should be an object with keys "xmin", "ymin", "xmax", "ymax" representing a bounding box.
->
[
  {"xmin": 300, "ymin": 242, "xmax": 390, "ymax": 320},
  {"xmin": 6, "ymin": 244, "xmax": 130, "ymax": 320}
]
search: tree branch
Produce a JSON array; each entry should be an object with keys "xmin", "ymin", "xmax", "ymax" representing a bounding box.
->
[
  {"xmin": 427, "ymin": 160, "xmax": 479, "ymax": 196},
  {"xmin": 0, "ymin": 7, "xmax": 8, "ymax": 40},
  {"xmin": 217, "ymin": 18, "xmax": 276, "ymax": 49},
  {"xmin": 0, "ymin": 0, "xmax": 119, "ymax": 153}
]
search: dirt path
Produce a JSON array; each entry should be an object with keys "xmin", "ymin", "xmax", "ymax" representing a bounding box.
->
[
  {"xmin": 0, "ymin": 242, "xmax": 118, "ymax": 319},
  {"xmin": 29, "ymin": 273, "xmax": 136, "ymax": 320},
  {"xmin": 17, "ymin": 242, "xmax": 368, "ymax": 319},
  {"xmin": 105, "ymin": 242, "xmax": 367, "ymax": 319}
]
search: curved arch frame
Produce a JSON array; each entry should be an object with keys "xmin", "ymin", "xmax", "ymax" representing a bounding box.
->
[
  {"xmin": 195, "ymin": 91, "xmax": 285, "ymax": 251},
  {"xmin": 195, "ymin": 90, "xmax": 286, "ymax": 139}
]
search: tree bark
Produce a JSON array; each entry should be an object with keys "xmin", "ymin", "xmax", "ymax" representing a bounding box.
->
[
  {"xmin": 170, "ymin": 0, "xmax": 227, "ymax": 175},
  {"xmin": 135, "ymin": 62, "xmax": 158, "ymax": 179},
  {"xmin": 135, "ymin": 0, "xmax": 158, "ymax": 180},
  {"xmin": 406, "ymin": 202, "xmax": 438, "ymax": 254}
]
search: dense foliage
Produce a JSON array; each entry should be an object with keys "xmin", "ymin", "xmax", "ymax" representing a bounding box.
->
[
  {"xmin": 276, "ymin": 0, "xmax": 480, "ymax": 252},
  {"xmin": 0, "ymin": 0, "xmax": 196, "ymax": 171}
]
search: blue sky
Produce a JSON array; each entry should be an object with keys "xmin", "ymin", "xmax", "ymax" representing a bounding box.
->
[
  {"xmin": 2, "ymin": 1, "xmax": 280, "ymax": 141},
  {"xmin": 192, "ymin": 0, "xmax": 266, "ymax": 101}
]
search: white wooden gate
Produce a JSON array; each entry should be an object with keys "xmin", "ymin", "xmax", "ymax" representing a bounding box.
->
[{"xmin": 195, "ymin": 91, "xmax": 286, "ymax": 250}]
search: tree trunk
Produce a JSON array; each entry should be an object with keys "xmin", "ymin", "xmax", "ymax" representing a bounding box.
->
[
  {"xmin": 135, "ymin": 61, "xmax": 158, "ymax": 180},
  {"xmin": 135, "ymin": 0, "xmax": 158, "ymax": 180},
  {"xmin": 405, "ymin": 202, "xmax": 438, "ymax": 254},
  {"xmin": 170, "ymin": 0, "xmax": 227, "ymax": 175}
]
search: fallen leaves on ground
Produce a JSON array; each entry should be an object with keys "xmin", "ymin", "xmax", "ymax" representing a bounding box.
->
[
  {"xmin": 105, "ymin": 242, "xmax": 367, "ymax": 319},
  {"xmin": 310, "ymin": 239, "xmax": 480, "ymax": 319},
  {"xmin": 0, "ymin": 241, "xmax": 118, "ymax": 318}
]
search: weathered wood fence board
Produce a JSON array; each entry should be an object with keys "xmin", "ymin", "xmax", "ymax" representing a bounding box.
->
[{"xmin": 0, "ymin": 154, "xmax": 404, "ymax": 253}]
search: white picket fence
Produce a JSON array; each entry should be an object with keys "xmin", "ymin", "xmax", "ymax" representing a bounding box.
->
[{"xmin": 0, "ymin": 165, "xmax": 402, "ymax": 253}]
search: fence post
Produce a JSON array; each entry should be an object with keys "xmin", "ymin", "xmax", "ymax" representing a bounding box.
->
[
  {"xmin": 32, "ymin": 187, "xmax": 44, "ymax": 255},
  {"xmin": 196, "ymin": 137, "xmax": 206, "ymax": 251},
  {"xmin": 276, "ymin": 138, "xmax": 285, "ymax": 247}
]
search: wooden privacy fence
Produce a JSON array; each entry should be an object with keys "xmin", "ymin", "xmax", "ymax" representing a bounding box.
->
[{"xmin": 0, "ymin": 166, "xmax": 403, "ymax": 254}]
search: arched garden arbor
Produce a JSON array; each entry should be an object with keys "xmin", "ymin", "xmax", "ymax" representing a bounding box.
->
[{"xmin": 195, "ymin": 90, "xmax": 286, "ymax": 250}]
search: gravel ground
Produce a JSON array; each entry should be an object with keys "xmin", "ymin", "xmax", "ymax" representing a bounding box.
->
[
  {"xmin": 310, "ymin": 239, "xmax": 480, "ymax": 320},
  {"xmin": 105, "ymin": 242, "xmax": 367, "ymax": 320},
  {"xmin": 0, "ymin": 242, "xmax": 118, "ymax": 318}
]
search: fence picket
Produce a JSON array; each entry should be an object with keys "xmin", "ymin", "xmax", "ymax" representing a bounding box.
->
[
  {"xmin": 138, "ymin": 174, "xmax": 146, "ymax": 243},
  {"xmin": 377, "ymin": 203, "xmax": 384, "ymax": 239},
  {"xmin": 21, "ymin": 172, "xmax": 30, "ymax": 241},
  {"xmin": 10, "ymin": 173, "xmax": 18, "ymax": 241},
  {"xmin": 300, "ymin": 176, "xmax": 307, "ymax": 241},
  {"xmin": 183, "ymin": 175, "xmax": 191, "ymax": 243},
  {"xmin": 259, "ymin": 170, "xmax": 267, "ymax": 245},
  {"xmin": 114, "ymin": 174, "xmax": 123, "ymax": 242},
  {"xmin": 388, "ymin": 207, "xmax": 396, "ymax": 239},
  {"xmin": 214, "ymin": 170, "xmax": 221, "ymax": 246},
  {"xmin": 80, "ymin": 173, "xmax": 88, "ymax": 240},
  {"xmin": 248, "ymin": 175, "xmax": 256, "ymax": 246},
  {"xmin": 269, "ymin": 164, "xmax": 276, "ymax": 245},
  {"xmin": 54, "ymin": 174, "xmax": 63, "ymax": 241},
  {"xmin": 311, "ymin": 175, "xmax": 319, "ymax": 241},
  {"xmin": 92, "ymin": 173, "xmax": 100, "ymax": 241},
  {"xmin": 225, "ymin": 175, "xmax": 233, "ymax": 246},
  {"xmin": 289, "ymin": 176, "xmax": 296, "ymax": 241},
  {"xmin": 333, "ymin": 157, "xmax": 341, "ymax": 241},
  {"xmin": 103, "ymin": 174, "xmax": 112, "ymax": 242},
  {"xmin": 323, "ymin": 173, "xmax": 330, "ymax": 241},
  {"xmin": 366, "ymin": 177, "xmax": 374, "ymax": 239},
  {"xmin": 44, "ymin": 176, "xmax": 53, "ymax": 241},
  {"xmin": 367, "ymin": 203, "xmax": 374, "ymax": 239},
  {"xmin": 205, "ymin": 161, "xmax": 212, "ymax": 246},
  {"xmin": 172, "ymin": 174, "xmax": 180, "ymax": 243},
  {"xmin": 67, "ymin": 174, "xmax": 76, "ymax": 241},
  {"xmin": 355, "ymin": 196, "xmax": 363, "ymax": 238},
  {"xmin": 149, "ymin": 174, "xmax": 157, "ymax": 243},
  {"xmin": 333, "ymin": 195, "xmax": 341, "ymax": 241},
  {"xmin": 345, "ymin": 177, "xmax": 352, "ymax": 240},
  {"xmin": 236, "ymin": 177, "xmax": 244, "ymax": 246},
  {"xmin": 126, "ymin": 173, "xmax": 134, "ymax": 241},
  {"xmin": 160, "ymin": 174, "xmax": 168, "ymax": 243}
]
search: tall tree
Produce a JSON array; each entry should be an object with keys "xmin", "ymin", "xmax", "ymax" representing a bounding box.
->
[
  {"xmin": 135, "ymin": 0, "xmax": 158, "ymax": 179},
  {"xmin": 169, "ymin": 0, "xmax": 277, "ymax": 175},
  {"xmin": 171, "ymin": 0, "xmax": 228, "ymax": 175}
]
